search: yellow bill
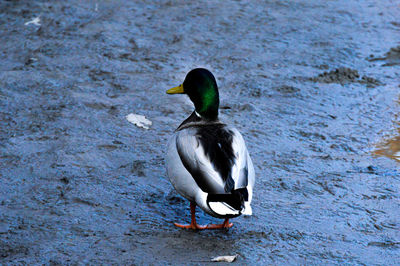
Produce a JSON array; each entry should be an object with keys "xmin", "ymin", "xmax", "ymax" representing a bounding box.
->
[{"xmin": 166, "ymin": 84, "xmax": 184, "ymax": 94}]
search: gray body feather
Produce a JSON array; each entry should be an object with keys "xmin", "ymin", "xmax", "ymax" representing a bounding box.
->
[{"xmin": 166, "ymin": 123, "xmax": 254, "ymax": 218}]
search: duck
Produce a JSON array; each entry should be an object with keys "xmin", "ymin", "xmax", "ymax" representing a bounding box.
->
[{"xmin": 166, "ymin": 68, "xmax": 255, "ymax": 230}]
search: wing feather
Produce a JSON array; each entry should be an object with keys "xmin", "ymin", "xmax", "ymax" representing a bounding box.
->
[
  {"xmin": 175, "ymin": 125, "xmax": 251, "ymax": 195},
  {"xmin": 229, "ymin": 128, "xmax": 249, "ymax": 190},
  {"xmin": 176, "ymin": 129, "xmax": 225, "ymax": 194}
]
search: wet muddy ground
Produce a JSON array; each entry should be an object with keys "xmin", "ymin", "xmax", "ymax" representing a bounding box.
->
[{"xmin": 1, "ymin": 0, "xmax": 399, "ymax": 264}]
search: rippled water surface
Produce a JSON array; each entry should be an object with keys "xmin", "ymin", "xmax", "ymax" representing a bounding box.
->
[{"xmin": 1, "ymin": 0, "xmax": 399, "ymax": 264}]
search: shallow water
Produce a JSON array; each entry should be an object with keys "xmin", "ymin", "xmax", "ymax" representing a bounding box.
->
[{"xmin": 1, "ymin": 0, "xmax": 399, "ymax": 264}]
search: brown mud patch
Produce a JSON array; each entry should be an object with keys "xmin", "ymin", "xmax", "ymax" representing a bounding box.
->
[
  {"xmin": 310, "ymin": 67, "xmax": 382, "ymax": 87},
  {"xmin": 373, "ymin": 95, "xmax": 400, "ymax": 162},
  {"xmin": 374, "ymin": 132, "xmax": 400, "ymax": 162},
  {"xmin": 374, "ymin": 118, "xmax": 400, "ymax": 162}
]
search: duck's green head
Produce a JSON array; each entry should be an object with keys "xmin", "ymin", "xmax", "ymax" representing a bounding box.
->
[{"xmin": 167, "ymin": 68, "xmax": 219, "ymax": 120}]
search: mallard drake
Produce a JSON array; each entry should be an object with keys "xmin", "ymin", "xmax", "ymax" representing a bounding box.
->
[{"xmin": 166, "ymin": 68, "xmax": 255, "ymax": 230}]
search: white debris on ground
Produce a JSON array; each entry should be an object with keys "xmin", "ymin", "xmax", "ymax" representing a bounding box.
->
[
  {"xmin": 126, "ymin": 113, "xmax": 152, "ymax": 129},
  {"xmin": 211, "ymin": 255, "xmax": 238, "ymax": 263},
  {"xmin": 25, "ymin": 17, "xmax": 41, "ymax": 26}
]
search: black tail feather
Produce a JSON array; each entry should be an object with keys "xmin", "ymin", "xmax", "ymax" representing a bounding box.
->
[{"xmin": 207, "ymin": 188, "xmax": 248, "ymax": 211}]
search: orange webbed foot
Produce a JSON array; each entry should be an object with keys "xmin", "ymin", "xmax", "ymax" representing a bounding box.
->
[
  {"xmin": 173, "ymin": 219, "xmax": 233, "ymax": 230},
  {"xmin": 204, "ymin": 220, "xmax": 233, "ymax": 229},
  {"xmin": 173, "ymin": 222, "xmax": 208, "ymax": 230},
  {"xmin": 174, "ymin": 202, "xmax": 234, "ymax": 230}
]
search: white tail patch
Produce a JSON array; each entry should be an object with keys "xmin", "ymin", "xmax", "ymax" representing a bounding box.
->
[
  {"xmin": 208, "ymin": 202, "xmax": 240, "ymax": 216},
  {"xmin": 241, "ymin": 202, "xmax": 252, "ymax": 215}
]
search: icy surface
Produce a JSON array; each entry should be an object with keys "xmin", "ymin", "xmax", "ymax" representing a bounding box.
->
[{"xmin": 0, "ymin": 0, "xmax": 399, "ymax": 264}]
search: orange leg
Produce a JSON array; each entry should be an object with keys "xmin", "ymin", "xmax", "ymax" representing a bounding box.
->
[{"xmin": 174, "ymin": 202, "xmax": 233, "ymax": 230}]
